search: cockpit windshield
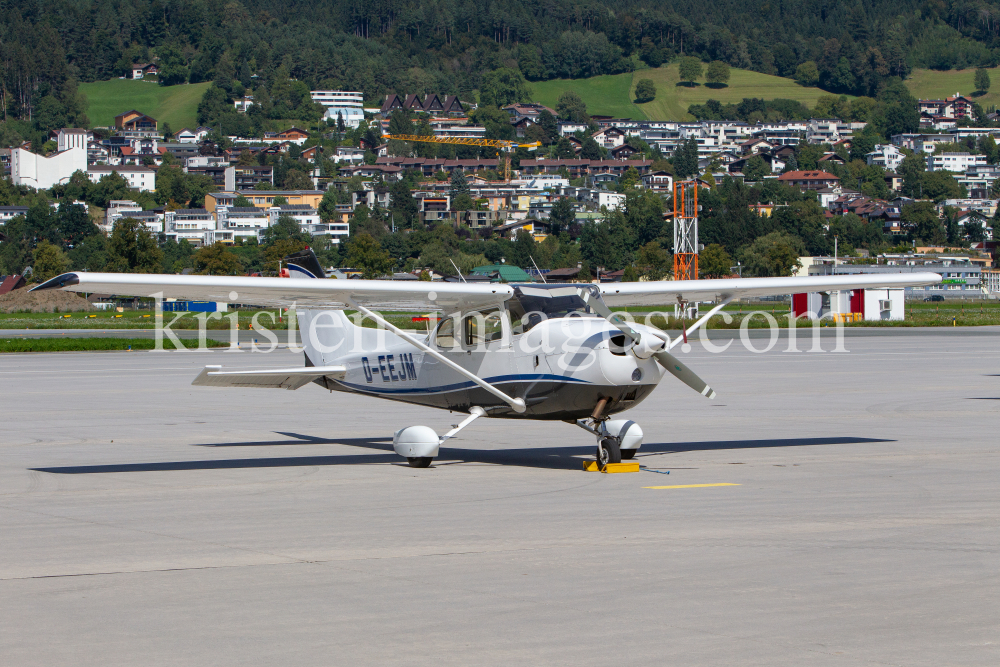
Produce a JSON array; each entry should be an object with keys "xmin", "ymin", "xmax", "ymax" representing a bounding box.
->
[{"xmin": 507, "ymin": 285, "xmax": 598, "ymax": 335}]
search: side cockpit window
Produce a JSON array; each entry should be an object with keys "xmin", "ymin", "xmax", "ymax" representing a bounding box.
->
[
  {"xmin": 435, "ymin": 316, "xmax": 458, "ymax": 349},
  {"xmin": 464, "ymin": 309, "xmax": 503, "ymax": 346}
]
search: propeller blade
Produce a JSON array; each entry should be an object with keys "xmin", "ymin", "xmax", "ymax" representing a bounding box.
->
[{"xmin": 653, "ymin": 350, "xmax": 717, "ymax": 399}]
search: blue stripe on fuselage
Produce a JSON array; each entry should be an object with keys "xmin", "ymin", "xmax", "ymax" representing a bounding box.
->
[{"xmin": 335, "ymin": 373, "xmax": 592, "ymax": 395}]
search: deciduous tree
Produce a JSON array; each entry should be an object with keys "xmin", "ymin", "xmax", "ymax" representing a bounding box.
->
[
  {"xmin": 975, "ymin": 68, "xmax": 991, "ymax": 93},
  {"xmin": 479, "ymin": 68, "xmax": 531, "ymax": 108},
  {"xmin": 106, "ymin": 218, "xmax": 163, "ymax": 273},
  {"xmin": 636, "ymin": 241, "xmax": 670, "ymax": 279},
  {"xmin": 705, "ymin": 61, "xmax": 731, "ymax": 86},
  {"xmin": 345, "ymin": 232, "xmax": 394, "ymax": 279},
  {"xmin": 699, "ymin": 243, "xmax": 733, "ymax": 278},
  {"xmin": 634, "ymin": 79, "xmax": 656, "ymax": 103},
  {"xmin": 194, "ymin": 243, "xmax": 243, "ymax": 275},
  {"xmin": 556, "ymin": 92, "xmax": 588, "ymax": 123},
  {"xmin": 739, "ymin": 231, "xmax": 805, "ymax": 277},
  {"xmin": 32, "ymin": 241, "xmax": 70, "ymax": 282},
  {"xmin": 678, "ymin": 57, "xmax": 703, "ymax": 85}
]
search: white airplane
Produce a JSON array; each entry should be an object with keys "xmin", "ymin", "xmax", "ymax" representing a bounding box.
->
[{"xmin": 33, "ymin": 255, "xmax": 940, "ymax": 468}]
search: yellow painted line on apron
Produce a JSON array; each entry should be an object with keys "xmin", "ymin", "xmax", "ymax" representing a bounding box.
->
[{"xmin": 643, "ymin": 483, "xmax": 741, "ymax": 490}]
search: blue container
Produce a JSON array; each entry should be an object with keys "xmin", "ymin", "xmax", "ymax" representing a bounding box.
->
[{"xmin": 161, "ymin": 301, "xmax": 217, "ymax": 312}]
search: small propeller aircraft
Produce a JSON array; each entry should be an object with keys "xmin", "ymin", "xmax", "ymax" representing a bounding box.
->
[{"xmin": 33, "ymin": 252, "xmax": 940, "ymax": 468}]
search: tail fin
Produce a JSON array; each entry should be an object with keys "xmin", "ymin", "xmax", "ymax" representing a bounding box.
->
[
  {"xmin": 283, "ymin": 248, "xmax": 325, "ymax": 279},
  {"xmin": 298, "ymin": 309, "xmax": 362, "ymax": 366}
]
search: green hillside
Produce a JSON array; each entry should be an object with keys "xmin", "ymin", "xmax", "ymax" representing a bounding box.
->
[
  {"xmin": 79, "ymin": 79, "xmax": 210, "ymax": 130},
  {"xmin": 530, "ymin": 65, "xmax": 842, "ymax": 121},
  {"xmin": 633, "ymin": 64, "xmax": 842, "ymax": 120},
  {"xmin": 905, "ymin": 67, "xmax": 1000, "ymax": 108},
  {"xmin": 531, "ymin": 73, "xmax": 649, "ymax": 120}
]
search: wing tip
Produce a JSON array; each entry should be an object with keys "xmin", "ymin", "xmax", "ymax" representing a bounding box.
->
[{"xmin": 30, "ymin": 273, "xmax": 80, "ymax": 292}]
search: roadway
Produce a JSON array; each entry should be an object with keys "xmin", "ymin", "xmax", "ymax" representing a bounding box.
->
[{"xmin": 1, "ymin": 330, "xmax": 998, "ymax": 664}]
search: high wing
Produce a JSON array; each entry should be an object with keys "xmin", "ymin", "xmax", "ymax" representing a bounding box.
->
[
  {"xmin": 31, "ymin": 272, "xmax": 514, "ymax": 312},
  {"xmin": 33, "ymin": 271, "xmax": 942, "ymax": 311},
  {"xmin": 599, "ymin": 273, "xmax": 942, "ymax": 306}
]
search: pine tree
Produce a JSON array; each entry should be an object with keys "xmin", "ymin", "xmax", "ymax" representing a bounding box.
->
[
  {"xmin": 673, "ymin": 138, "xmax": 700, "ymax": 178},
  {"xmin": 449, "ymin": 170, "xmax": 470, "ymax": 199}
]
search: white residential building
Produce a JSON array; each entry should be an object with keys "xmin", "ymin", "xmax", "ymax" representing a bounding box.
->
[
  {"xmin": 806, "ymin": 119, "xmax": 866, "ymax": 144},
  {"xmin": 640, "ymin": 171, "xmax": 673, "ymax": 193},
  {"xmin": 185, "ymin": 155, "xmax": 229, "ymax": 169},
  {"xmin": 11, "ymin": 146, "xmax": 87, "ymax": 190},
  {"xmin": 215, "ymin": 205, "xmax": 269, "ymax": 242},
  {"xmin": 926, "ymin": 152, "xmax": 987, "ymax": 173},
  {"xmin": 103, "ymin": 200, "xmax": 143, "ymax": 233},
  {"xmin": 557, "ymin": 121, "xmax": 589, "ymax": 137},
  {"xmin": 87, "ymin": 165, "xmax": 156, "ymax": 191},
  {"xmin": 866, "ymin": 144, "xmax": 905, "ymax": 171},
  {"xmin": 101, "ymin": 201, "xmax": 163, "ymax": 234},
  {"xmin": 0, "ymin": 206, "xmax": 28, "ymax": 223},
  {"xmin": 699, "ymin": 121, "xmax": 753, "ymax": 148},
  {"xmin": 591, "ymin": 128, "xmax": 626, "ymax": 149},
  {"xmin": 268, "ymin": 205, "xmax": 330, "ymax": 237},
  {"xmin": 164, "ymin": 209, "xmax": 217, "ymax": 246},
  {"xmin": 592, "ymin": 191, "xmax": 626, "ymax": 210},
  {"xmin": 429, "ymin": 118, "xmax": 486, "ymax": 140},
  {"xmin": 234, "ymin": 96, "xmax": 254, "ymax": 113},
  {"xmin": 948, "ymin": 127, "xmax": 1000, "ymax": 141},
  {"xmin": 957, "ymin": 165, "xmax": 1000, "ymax": 196},
  {"xmin": 510, "ymin": 175, "xmax": 570, "ymax": 190},
  {"xmin": 334, "ymin": 146, "xmax": 366, "ymax": 165},
  {"xmin": 752, "ymin": 122, "xmax": 808, "ymax": 146},
  {"xmin": 892, "ymin": 133, "xmax": 960, "ymax": 153},
  {"xmin": 174, "ymin": 127, "xmax": 211, "ymax": 144},
  {"xmin": 311, "ymin": 90, "xmax": 365, "ymax": 129}
]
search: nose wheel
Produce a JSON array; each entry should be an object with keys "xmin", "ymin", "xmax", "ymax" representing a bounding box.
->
[
  {"xmin": 577, "ymin": 412, "xmax": 643, "ymax": 468},
  {"xmin": 596, "ymin": 437, "xmax": 622, "ymax": 465}
]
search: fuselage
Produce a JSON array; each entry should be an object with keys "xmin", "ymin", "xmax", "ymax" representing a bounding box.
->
[{"xmin": 298, "ymin": 307, "xmax": 665, "ymax": 420}]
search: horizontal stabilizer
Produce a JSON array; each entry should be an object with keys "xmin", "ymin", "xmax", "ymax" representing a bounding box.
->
[{"xmin": 192, "ymin": 365, "xmax": 346, "ymax": 390}]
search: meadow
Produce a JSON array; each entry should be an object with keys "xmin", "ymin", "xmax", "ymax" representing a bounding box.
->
[{"xmin": 79, "ymin": 79, "xmax": 211, "ymax": 129}]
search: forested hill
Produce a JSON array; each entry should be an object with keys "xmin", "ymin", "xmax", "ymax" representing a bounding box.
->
[{"xmin": 2, "ymin": 0, "xmax": 1000, "ymax": 133}]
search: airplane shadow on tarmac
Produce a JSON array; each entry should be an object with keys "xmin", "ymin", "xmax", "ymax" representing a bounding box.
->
[{"xmin": 33, "ymin": 435, "xmax": 895, "ymax": 474}]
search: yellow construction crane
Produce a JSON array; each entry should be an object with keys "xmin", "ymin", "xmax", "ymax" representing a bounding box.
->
[{"xmin": 382, "ymin": 134, "xmax": 541, "ymax": 181}]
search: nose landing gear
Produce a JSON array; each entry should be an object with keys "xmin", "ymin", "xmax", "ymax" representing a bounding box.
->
[
  {"xmin": 575, "ymin": 399, "xmax": 644, "ymax": 470},
  {"xmin": 597, "ymin": 437, "xmax": 622, "ymax": 466}
]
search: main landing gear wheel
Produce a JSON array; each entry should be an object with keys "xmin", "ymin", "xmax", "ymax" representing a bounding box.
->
[
  {"xmin": 597, "ymin": 437, "xmax": 622, "ymax": 466},
  {"xmin": 407, "ymin": 457, "xmax": 433, "ymax": 468},
  {"xmin": 620, "ymin": 449, "xmax": 637, "ymax": 460}
]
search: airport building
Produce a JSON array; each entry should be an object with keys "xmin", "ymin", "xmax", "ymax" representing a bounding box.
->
[
  {"xmin": 792, "ymin": 288, "xmax": 906, "ymax": 321},
  {"xmin": 803, "ymin": 257, "xmax": 986, "ymax": 297}
]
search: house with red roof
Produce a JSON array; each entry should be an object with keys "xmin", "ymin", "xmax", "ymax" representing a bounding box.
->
[{"xmin": 777, "ymin": 170, "xmax": 840, "ymax": 191}]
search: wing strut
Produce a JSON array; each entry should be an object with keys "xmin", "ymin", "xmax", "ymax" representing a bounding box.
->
[
  {"xmin": 666, "ymin": 297, "xmax": 734, "ymax": 351},
  {"xmin": 347, "ymin": 300, "xmax": 527, "ymax": 414}
]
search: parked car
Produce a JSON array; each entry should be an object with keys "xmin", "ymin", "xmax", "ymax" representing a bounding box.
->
[{"xmin": 923, "ymin": 294, "xmax": 944, "ymax": 302}]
